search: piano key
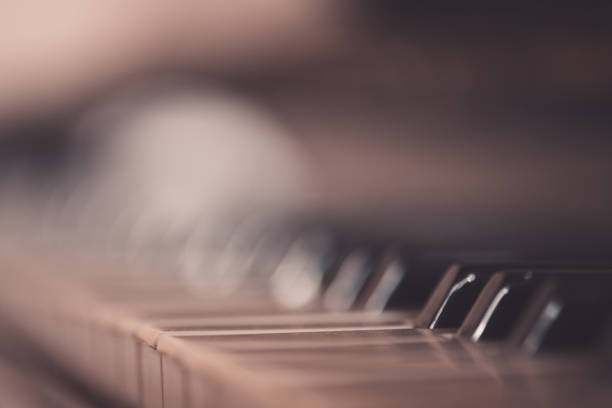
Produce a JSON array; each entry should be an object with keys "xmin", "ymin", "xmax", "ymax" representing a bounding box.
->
[
  {"xmin": 323, "ymin": 249, "xmax": 379, "ymax": 312},
  {"xmin": 161, "ymin": 356, "xmax": 187, "ymax": 408},
  {"xmin": 133, "ymin": 305, "xmax": 409, "ymax": 405},
  {"xmin": 134, "ymin": 315, "xmax": 417, "ymax": 399},
  {"xmin": 154, "ymin": 325, "xmax": 606, "ymax": 408},
  {"xmin": 381, "ymin": 256, "xmax": 448, "ymax": 311},
  {"xmin": 415, "ymin": 263, "xmax": 608, "ymax": 330},
  {"xmin": 459, "ymin": 268, "xmax": 612, "ymax": 343},
  {"xmin": 160, "ymin": 335, "xmax": 321, "ymax": 408},
  {"xmin": 154, "ymin": 328, "xmax": 453, "ymax": 407},
  {"xmin": 356, "ymin": 253, "xmax": 407, "ymax": 313},
  {"xmin": 415, "ymin": 264, "xmax": 499, "ymax": 329},
  {"xmin": 144, "ymin": 311, "xmax": 412, "ymax": 330},
  {"xmin": 5, "ymin": 232, "xmax": 612, "ymax": 408},
  {"xmin": 458, "ymin": 270, "xmax": 543, "ymax": 341},
  {"xmin": 510, "ymin": 275, "xmax": 612, "ymax": 354},
  {"xmin": 101, "ymin": 278, "xmax": 399, "ymax": 406},
  {"xmin": 269, "ymin": 231, "xmax": 340, "ymax": 310},
  {"xmin": 141, "ymin": 345, "xmax": 163, "ymax": 408}
]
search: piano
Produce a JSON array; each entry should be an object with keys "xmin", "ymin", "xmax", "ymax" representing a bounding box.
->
[{"xmin": 0, "ymin": 2, "xmax": 611, "ymax": 407}]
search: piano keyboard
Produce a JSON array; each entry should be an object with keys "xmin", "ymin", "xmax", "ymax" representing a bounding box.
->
[
  {"xmin": 1, "ymin": 1, "xmax": 611, "ymax": 406},
  {"xmin": 1, "ymin": 227, "xmax": 611, "ymax": 408}
]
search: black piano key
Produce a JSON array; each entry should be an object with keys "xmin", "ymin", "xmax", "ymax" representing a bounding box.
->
[
  {"xmin": 458, "ymin": 270, "xmax": 540, "ymax": 341},
  {"xmin": 269, "ymin": 230, "xmax": 340, "ymax": 310},
  {"xmin": 354, "ymin": 253, "xmax": 407, "ymax": 313},
  {"xmin": 322, "ymin": 248, "xmax": 380, "ymax": 311},
  {"xmin": 511, "ymin": 274, "xmax": 612, "ymax": 354},
  {"xmin": 459, "ymin": 268, "xmax": 612, "ymax": 343},
  {"xmin": 416, "ymin": 262, "xmax": 581, "ymax": 330},
  {"xmin": 415, "ymin": 264, "xmax": 512, "ymax": 329},
  {"xmin": 383, "ymin": 265, "xmax": 445, "ymax": 311},
  {"xmin": 354, "ymin": 250, "xmax": 449, "ymax": 313}
]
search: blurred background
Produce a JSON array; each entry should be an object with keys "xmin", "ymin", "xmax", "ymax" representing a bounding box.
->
[
  {"xmin": 2, "ymin": 2, "xmax": 612, "ymax": 251},
  {"xmin": 1, "ymin": 1, "xmax": 612, "ymax": 406}
]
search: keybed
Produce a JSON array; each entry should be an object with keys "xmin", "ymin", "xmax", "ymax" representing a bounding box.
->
[{"xmin": 1, "ymin": 230, "xmax": 611, "ymax": 408}]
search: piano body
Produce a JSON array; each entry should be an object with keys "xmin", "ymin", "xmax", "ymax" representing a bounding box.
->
[{"xmin": 0, "ymin": 2, "xmax": 612, "ymax": 407}]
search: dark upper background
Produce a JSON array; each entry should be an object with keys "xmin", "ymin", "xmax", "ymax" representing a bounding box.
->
[{"xmin": 1, "ymin": 1, "xmax": 612, "ymax": 261}]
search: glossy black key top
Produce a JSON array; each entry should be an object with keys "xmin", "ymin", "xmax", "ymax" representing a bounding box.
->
[
  {"xmin": 459, "ymin": 268, "xmax": 612, "ymax": 343},
  {"xmin": 511, "ymin": 273, "xmax": 612, "ymax": 354},
  {"xmin": 415, "ymin": 264, "xmax": 513, "ymax": 329},
  {"xmin": 355, "ymin": 253, "xmax": 407, "ymax": 313},
  {"xmin": 458, "ymin": 270, "xmax": 540, "ymax": 341},
  {"xmin": 323, "ymin": 248, "xmax": 380, "ymax": 312}
]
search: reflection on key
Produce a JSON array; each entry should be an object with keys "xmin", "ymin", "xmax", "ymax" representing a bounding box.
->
[
  {"xmin": 512, "ymin": 274, "xmax": 612, "ymax": 354},
  {"xmin": 270, "ymin": 231, "xmax": 337, "ymax": 309},
  {"xmin": 323, "ymin": 249, "xmax": 376, "ymax": 312},
  {"xmin": 362, "ymin": 257, "xmax": 407, "ymax": 313}
]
